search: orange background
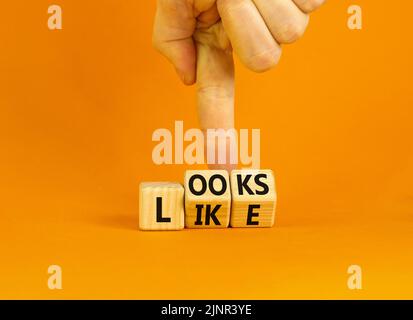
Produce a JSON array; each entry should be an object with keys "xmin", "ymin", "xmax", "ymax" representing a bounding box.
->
[{"xmin": 1, "ymin": 0, "xmax": 412, "ymax": 299}]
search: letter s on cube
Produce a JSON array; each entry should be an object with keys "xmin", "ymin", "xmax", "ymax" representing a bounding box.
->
[
  {"xmin": 230, "ymin": 170, "xmax": 277, "ymax": 228},
  {"xmin": 139, "ymin": 182, "xmax": 185, "ymax": 231}
]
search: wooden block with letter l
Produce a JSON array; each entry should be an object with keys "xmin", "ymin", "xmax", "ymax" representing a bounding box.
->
[
  {"xmin": 184, "ymin": 170, "xmax": 231, "ymax": 228},
  {"xmin": 139, "ymin": 182, "xmax": 184, "ymax": 231},
  {"xmin": 230, "ymin": 169, "xmax": 276, "ymax": 228}
]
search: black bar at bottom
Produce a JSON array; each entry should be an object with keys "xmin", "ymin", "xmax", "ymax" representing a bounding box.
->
[{"xmin": 0, "ymin": 300, "xmax": 411, "ymax": 318}]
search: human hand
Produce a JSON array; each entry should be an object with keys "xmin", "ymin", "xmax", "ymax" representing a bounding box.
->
[{"xmin": 153, "ymin": 0, "xmax": 325, "ymax": 170}]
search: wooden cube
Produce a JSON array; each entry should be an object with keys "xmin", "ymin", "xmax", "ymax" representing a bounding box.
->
[
  {"xmin": 139, "ymin": 182, "xmax": 184, "ymax": 231},
  {"xmin": 184, "ymin": 170, "xmax": 231, "ymax": 228},
  {"xmin": 230, "ymin": 169, "xmax": 276, "ymax": 228}
]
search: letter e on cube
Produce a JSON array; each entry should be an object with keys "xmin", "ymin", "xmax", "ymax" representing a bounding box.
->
[{"xmin": 230, "ymin": 170, "xmax": 276, "ymax": 228}]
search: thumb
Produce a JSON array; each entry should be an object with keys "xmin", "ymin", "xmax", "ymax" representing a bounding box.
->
[
  {"xmin": 152, "ymin": 0, "xmax": 196, "ymax": 85},
  {"xmin": 195, "ymin": 24, "xmax": 236, "ymax": 172}
]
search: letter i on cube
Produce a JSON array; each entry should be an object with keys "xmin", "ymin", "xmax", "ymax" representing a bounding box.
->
[{"xmin": 184, "ymin": 170, "xmax": 231, "ymax": 228}]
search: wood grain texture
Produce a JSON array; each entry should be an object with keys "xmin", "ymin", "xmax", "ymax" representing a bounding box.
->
[
  {"xmin": 184, "ymin": 170, "xmax": 231, "ymax": 228},
  {"xmin": 139, "ymin": 182, "xmax": 184, "ymax": 231},
  {"xmin": 230, "ymin": 169, "xmax": 276, "ymax": 228}
]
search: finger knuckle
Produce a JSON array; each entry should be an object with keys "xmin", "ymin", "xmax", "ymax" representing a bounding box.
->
[
  {"xmin": 277, "ymin": 19, "xmax": 307, "ymax": 44},
  {"xmin": 217, "ymin": 0, "xmax": 245, "ymax": 16},
  {"xmin": 299, "ymin": 0, "xmax": 325, "ymax": 12},
  {"xmin": 246, "ymin": 47, "xmax": 282, "ymax": 72}
]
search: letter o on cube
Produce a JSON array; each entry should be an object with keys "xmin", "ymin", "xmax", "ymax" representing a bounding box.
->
[{"xmin": 184, "ymin": 170, "xmax": 231, "ymax": 228}]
